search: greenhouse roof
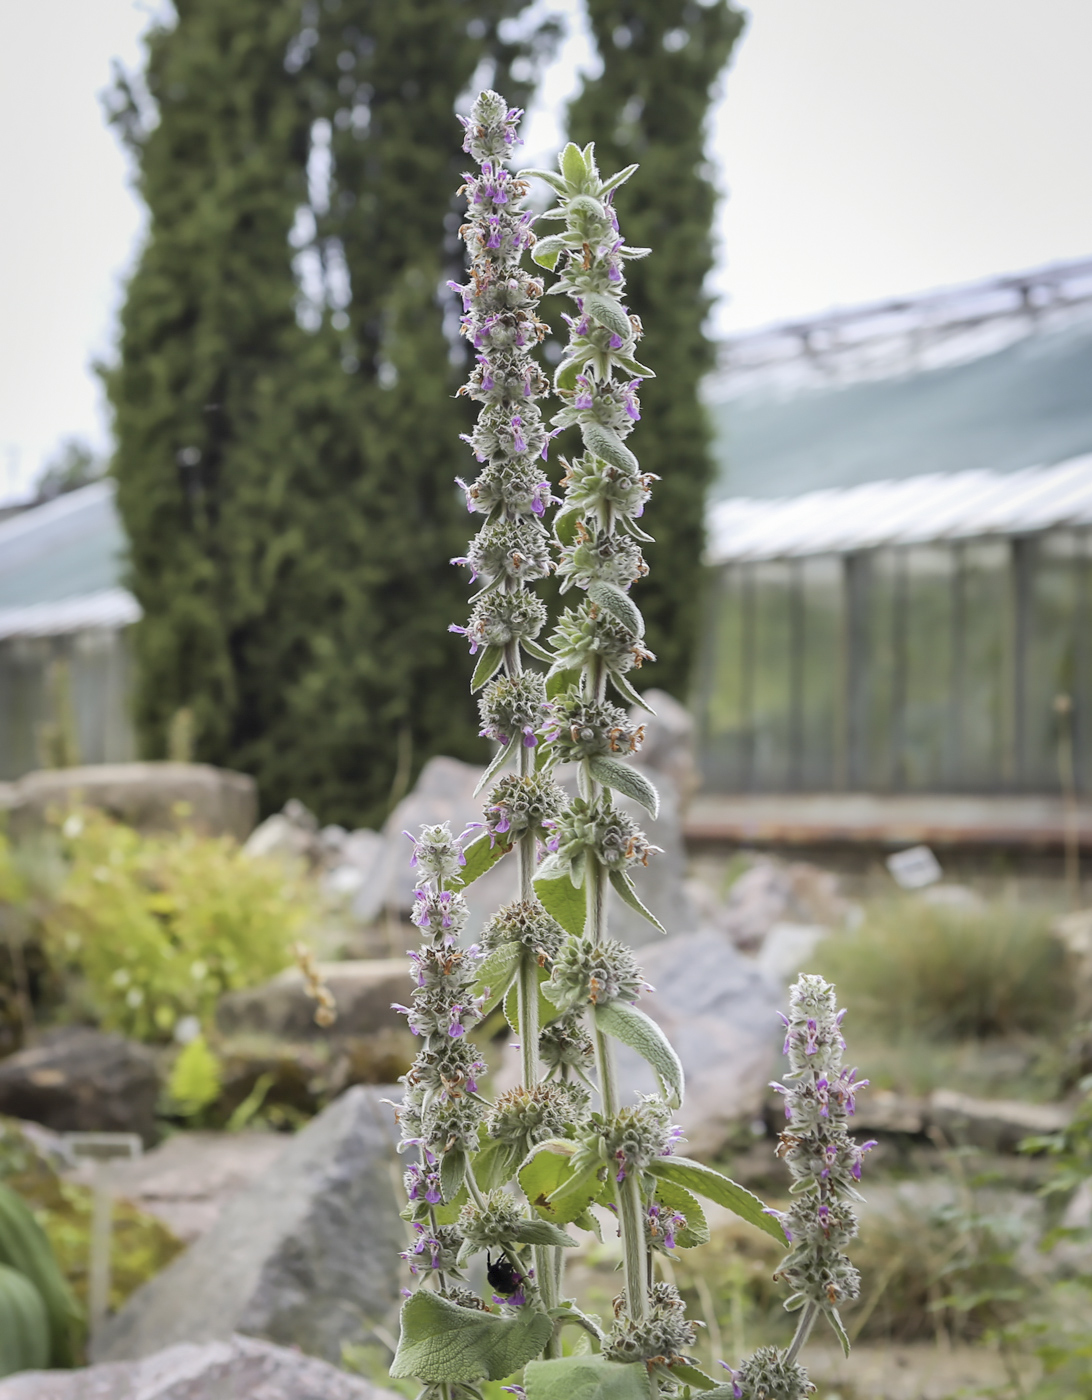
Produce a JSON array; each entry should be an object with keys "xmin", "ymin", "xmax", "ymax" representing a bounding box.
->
[
  {"xmin": 0, "ymin": 480, "xmax": 139, "ymax": 640},
  {"xmin": 708, "ymin": 453, "xmax": 1092, "ymax": 563}
]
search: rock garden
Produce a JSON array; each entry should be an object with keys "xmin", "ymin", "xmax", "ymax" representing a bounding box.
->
[{"xmin": 0, "ymin": 733, "xmax": 1090, "ymax": 1398}]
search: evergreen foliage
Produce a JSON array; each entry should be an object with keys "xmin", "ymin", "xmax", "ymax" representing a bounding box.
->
[
  {"xmin": 107, "ymin": 0, "xmax": 555, "ymax": 826},
  {"xmin": 567, "ymin": 0, "xmax": 744, "ymax": 697}
]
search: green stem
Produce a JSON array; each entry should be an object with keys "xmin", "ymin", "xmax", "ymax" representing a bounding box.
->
[
  {"xmin": 785, "ymin": 1302, "xmax": 818, "ymax": 1365},
  {"xmin": 619, "ymin": 1170, "xmax": 650, "ymax": 1322}
]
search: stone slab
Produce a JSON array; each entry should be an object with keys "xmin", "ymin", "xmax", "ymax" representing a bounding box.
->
[
  {"xmin": 0, "ymin": 1334, "xmax": 398, "ymax": 1399},
  {"xmin": 92, "ymin": 1086, "xmax": 405, "ymax": 1366}
]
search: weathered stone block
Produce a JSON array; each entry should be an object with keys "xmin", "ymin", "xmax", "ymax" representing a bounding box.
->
[
  {"xmin": 0, "ymin": 1029, "xmax": 159, "ymax": 1146},
  {"xmin": 92, "ymin": 1085, "xmax": 404, "ymax": 1365},
  {"xmin": 0, "ymin": 1334, "xmax": 398, "ymax": 1399}
]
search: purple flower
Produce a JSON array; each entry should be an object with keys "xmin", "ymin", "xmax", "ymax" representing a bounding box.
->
[{"xmin": 448, "ymin": 623, "xmax": 480, "ymax": 655}]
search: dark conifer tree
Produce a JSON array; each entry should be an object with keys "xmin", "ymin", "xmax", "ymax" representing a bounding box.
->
[
  {"xmin": 107, "ymin": 0, "xmax": 554, "ymax": 826},
  {"xmin": 567, "ymin": 0, "xmax": 745, "ymax": 698}
]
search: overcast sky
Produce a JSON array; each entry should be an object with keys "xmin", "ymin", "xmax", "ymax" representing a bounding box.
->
[{"xmin": 1, "ymin": 0, "xmax": 1090, "ymax": 503}]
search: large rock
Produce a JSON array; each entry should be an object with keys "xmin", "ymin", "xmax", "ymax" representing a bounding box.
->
[
  {"xmin": 613, "ymin": 930, "xmax": 784, "ymax": 1156},
  {"xmin": 93, "ymin": 1085, "xmax": 404, "ymax": 1365},
  {"xmin": 928, "ymin": 1089, "xmax": 1069, "ymax": 1153},
  {"xmin": 102, "ymin": 1131, "xmax": 292, "ymax": 1244},
  {"xmin": 383, "ymin": 754, "xmax": 697, "ymax": 948},
  {"xmin": 629, "ymin": 688, "xmax": 699, "ymax": 811},
  {"xmin": 216, "ymin": 959, "xmax": 410, "ymax": 1040},
  {"xmin": 0, "ymin": 1028, "xmax": 159, "ymax": 1146},
  {"xmin": 383, "ymin": 756, "xmax": 517, "ymax": 931},
  {"xmin": 3, "ymin": 763, "xmax": 257, "ymax": 841},
  {"xmin": 0, "ymin": 1334, "xmax": 398, "ymax": 1399}
]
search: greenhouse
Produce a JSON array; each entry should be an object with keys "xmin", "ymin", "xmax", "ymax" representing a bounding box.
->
[{"xmin": 695, "ymin": 454, "xmax": 1092, "ymax": 796}]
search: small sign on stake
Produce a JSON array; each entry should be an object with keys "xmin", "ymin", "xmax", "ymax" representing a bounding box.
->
[
  {"xmin": 885, "ymin": 844, "xmax": 943, "ymax": 890},
  {"xmin": 64, "ymin": 1132, "xmax": 143, "ymax": 1341}
]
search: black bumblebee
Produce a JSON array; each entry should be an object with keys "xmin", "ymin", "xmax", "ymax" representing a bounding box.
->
[{"xmin": 486, "ymin": 1252, "xmax": 523, "ymax": 1296}]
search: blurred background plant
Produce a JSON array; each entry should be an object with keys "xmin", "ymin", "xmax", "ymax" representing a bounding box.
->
[{"xmin": 40, "ymin": 808, "xmax": 311, "ymax": 1042}]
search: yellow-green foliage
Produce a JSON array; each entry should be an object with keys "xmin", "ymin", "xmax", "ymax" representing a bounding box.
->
[
  {"xmin": 0, "ymin": 1117, "xmax": 183, "ymax": 1324},
  {"xmin": 0, "ymin": 832, "xmax": 24, "ymax": 906},
  {"xmin": 816, "ymin": 897, "xmax": 1069, "ymax": 1040},
  {"xmin": 166, "ymin": 1034, "xmax": 223, "ymax": 1118},
  {"xmin": 44, "ymin": 809, "xmax": 309, "ymax": 1041}
]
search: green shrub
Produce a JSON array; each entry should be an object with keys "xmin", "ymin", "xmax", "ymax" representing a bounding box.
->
[
  {"xmin": 816, "ymin": 898, "xmax": 1069, "ymax": 1040},
  {"xmin": 43, "ymin": 809, "xmax": 310, "ymax": 1041}
]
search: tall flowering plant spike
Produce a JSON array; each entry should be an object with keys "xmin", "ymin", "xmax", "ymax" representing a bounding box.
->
[
  {"xmin": 388, "ymin": 93, "xmax": 863, "ymax": 1400},
  {"xmin": 719, "ymin": 976, "xmax": 871, "ymax": 1400}
]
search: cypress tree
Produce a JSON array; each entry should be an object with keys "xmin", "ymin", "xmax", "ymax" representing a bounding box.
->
[
  {"xmin": 107, "ymin": 0, "xmax": 555, "ymax": 826},
  {"xmin": 567, "ymin": 0, "xmax": 744, "ymax": 698}
]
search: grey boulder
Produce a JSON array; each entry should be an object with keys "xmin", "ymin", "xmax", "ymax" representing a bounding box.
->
[
  {"xmin": 0, "ymin": 1028, "xmax": 159, "ymax": 1146},
  {"xmin": 0, "ymin": 1334, "xmax": 398, "ymax": 1400},
  {"xmin": 3, "ymin": 763, "xmax": 257, "ymax": 841},
  {"xmin": 216, "ymin": 959, "xmax": 410, "ymax": 1040},
  {"xmin": 93, "ymin": 1085, "xmax": 405, "ymax": 1365},
  {"xmin": 613, "ymin": 930, "xmax": 784, "ymax": 1156}
]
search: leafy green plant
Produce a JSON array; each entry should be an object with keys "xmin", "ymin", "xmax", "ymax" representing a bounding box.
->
[
  {"xmin": 385, "ymin": 93, "xmax": 868, "ymax": 1400},
  {"xmin": 0, "ymin": 1181, "xmax": 82, "ymax": 1368},
  {"xmin": 816, "ymin": 898, "xmax": 1068, "ymax": 1040},
  {"xmin": 0, "ymin": 1117, "xmax": 183, "ymax": 1326},
  {"xmin": 165, "ymin": 1034, "xmax": 224, "ymax": 1120},
  {"xmin": 0, "ymin": 1262, "xmax": 50, "ymax": 1376},
  {"xmin": 43, "ymin": 809, "xmax": 310, "ymax": 1041}
]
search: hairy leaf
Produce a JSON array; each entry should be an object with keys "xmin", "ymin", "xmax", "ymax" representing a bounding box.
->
[
  {"xmin": 594, "ymin": 1001, "xmax": 682, "ymax": 1107},
  {"xmin": 531, "ymin": 234, "xmax": 568, "ymax": 270},
  {"xmin": 519, "ymin": 167, "xmax": 569, "ymax": 195},
  {"xmin": 471, "ymin": 644, "xmax": 505, "ymax": 692},
  {"xmin": 451, "ymin": 832, "xmax": 505, "ymax": 890},
  {"xmin": 535, "ymin": 871, "xmax": 586, "ymax": 936},
  {"xmin": 583, "ymin": 293, "xmax": 631, "ymax": 342},
  {"xmin": 648, "ymin": 1157, "xmax": 786, "ymax": 1245},
  {"xmin": 440, "ymin": 1148, "xmax": 467, "ymax": 1201},
  {"xmin": 666, "ymin": 1362, "xmax": 717, "ymax": 1391},
  {"xmin": 613, "ymin": 354, "xmax": 656, "ymax": 379},
  {"xmin": 652, "ymin": 1178, "xmax": 708, "ymax": 1249},
  {"xmin": 390, "ymin": 1289, "xmax": 553, "ymax": 1382},
  {"xmin": 525, "ymin": 1354, "xmax": 651, "ymax": 1400},
  {"xmin": 608, "ymin": 869, "xmax": 666, "ymax": 935},
  {"xmin": 520, "ymin": 1140, "xmax": 607, "ymax": 1225},
  {"xmin": 588, "ymin": 580, "xmax": 644, "ymax": 637},
  {"xmin": 475, "ymin": 740, "xmax": 516, "ymax": 797},
  {"xmin": 560, "ymin": 143, "xmax": 590, "ymax": 188},
  {"xmin": 472, "ymin": 943, "xmax": 521, "ymax": 1016},
  {"xmin": 475, "ymin": 1137, "xmax": 521, "ymax": 1194},
  {"xmin": 511, "ymin": 1218, "xmax": 579, "ymax": 1247},
  {"xmin": 581, "ymin": 421, "xmax": 638, "ymax": 474},
  {"xmin": 607, "ymin": 669, "xmax": 651, "ymax": 712},
  {"xmin": 587, "ymin": 756, "xmax": 659, "ymax": 818},
  {"xmin": 598, "ymin": 163, "xmax": 639, "ymax": 195}
]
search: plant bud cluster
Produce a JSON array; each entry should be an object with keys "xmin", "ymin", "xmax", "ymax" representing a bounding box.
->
[
  {"xmin": 479, "ymin": 673, "xmax": 549, "ymax": 748},
  {"xmin": 542, "ymin": 693, "xmax": 644, "ymax": 763},
  {"xmin": 485, "ymin": 773, "xmax": 567, "ymax": 847},
  {"xmin": 604, "ymin": 1282, "xmax": 697, "ymax": 1364},
  {"xmin": 480, "ymin": 899, "xmax": 566, "ymax": 962},
  {"xmin": 548, "ymin": 935, "xmax": 645, "ymax": 1012},
  {"xmin": 487, "ymin": 1082, "xmax": 588, "ymax": 1153}
]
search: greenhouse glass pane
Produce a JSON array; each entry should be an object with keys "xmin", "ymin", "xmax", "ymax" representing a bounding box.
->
[
  {"xmin": 1024, "ymin": 531, "xmax": 1079, "ymax": 791},
  {"xmin": 799, "ymin": 555, "xmax": 844, "ymax": 789},
  {"xmin": 901, "ymin": 545, "xmax": 954, "ymax": 790},
  {"xmin": 699, "ymin": 565, "xmax": 747, "ymax": 790},
  {"xmin": 958, "ymin": 540, "xmax": 1009, "ymax": 790},
  {"xmin": 750, "ymin": 560, "xmax": 794, "ymax": 790}
]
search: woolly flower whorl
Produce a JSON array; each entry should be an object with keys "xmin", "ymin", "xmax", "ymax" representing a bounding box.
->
[
  {"xmin": 726, "ymin": 1347, "xmax": 816, "ymax": 1400},
  {"xmin": 605, "ymin": 1282, "xmax": 697, "ymax": 1364},
  {"xmin": 548, "ymin": 934, "xmax": 646, "ymax": 1012},
  {"xmin": 458, "ymin": 1188, "xmax": 526, "ymax": 1249},
  {"xmin": 480, "ymin": 898, "xmax": 565, "ymax": 962}
]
